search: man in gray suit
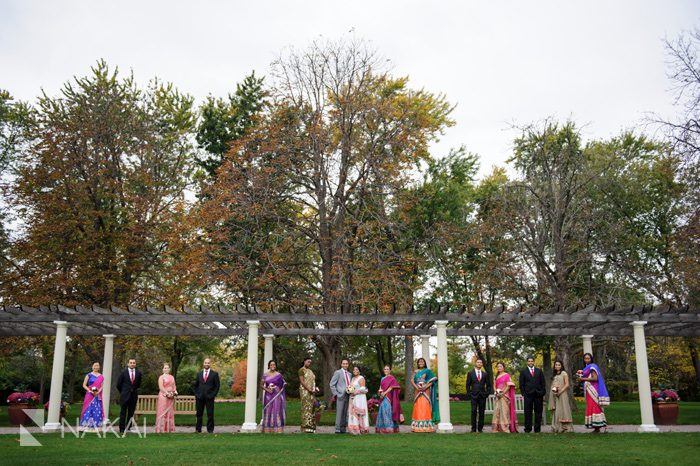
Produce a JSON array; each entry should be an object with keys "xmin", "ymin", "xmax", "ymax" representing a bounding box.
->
[{"xmin": 329, "ymin": 358, "xmax": 351, "ymax": 433}]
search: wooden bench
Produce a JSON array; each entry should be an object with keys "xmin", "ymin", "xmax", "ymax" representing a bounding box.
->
[
  {"xmin": 134, "ymin": 395, "xmax": 197, "ymax": 418},
  {"xmin": 485, "ymin": 394, "xmax": 547, "ymax": 423}
]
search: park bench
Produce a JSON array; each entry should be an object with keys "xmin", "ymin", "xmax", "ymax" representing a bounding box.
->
[
  {"xmin": 485, "ymin": 394, "xmax": 547, "ymax": 423},
  {"xmin": 134, "ymin": 395, "xmax": 197, "ymax": 418}
]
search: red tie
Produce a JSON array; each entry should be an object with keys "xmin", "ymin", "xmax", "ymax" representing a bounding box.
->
[
  {"xmin": 130, "ymin": 370, "xmax": 134, "ymax": 383},
  {"xmin": 204, "ymin": 370, "xmax": 208, "ymax": 383},
  {"xmin": 477, "ymin": 371, "xmax": 481, "ymax": 382},
  {"xmin": 344, "ymin": 370, "xmax": 350, "ymax": 385},
  {"xmin": 530, "ymin": 368, "xmax": 534, "ymax": 377}
]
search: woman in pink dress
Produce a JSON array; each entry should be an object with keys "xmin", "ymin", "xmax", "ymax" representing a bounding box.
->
[
  {"xmin": 492, "ymin": 362, "xmax": 518, "ymax": 433},
  {"xmin": 155, "ymin": 362, "xmax": 178, "ymax": 433}
]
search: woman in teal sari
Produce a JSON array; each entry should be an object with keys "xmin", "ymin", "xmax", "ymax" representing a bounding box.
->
[{"xmin": 410, "ymin": 358, "xmax": 439, "ymax": 432}]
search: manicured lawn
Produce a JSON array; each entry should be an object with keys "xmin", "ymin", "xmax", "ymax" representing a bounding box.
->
[
  {"xmin": 2, "ymin": 401, "xmax": 699, "ymax": 427},
  {"xmin": 0, "ymin": 432, "xmax": 699, "ymax": 465}
]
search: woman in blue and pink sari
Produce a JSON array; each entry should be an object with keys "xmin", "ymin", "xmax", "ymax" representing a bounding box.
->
[
  {"xmin": 261, "ymin": 360, "xmax": 286, "ymax": 433},
  {"xmin": 80, "ymin": 362, "xmax": 105, "ymax": 430},
  {"xmin": 579, "ymin": 353, "xmax": 608, "ymax": 433},
  {"xmin": 492, "ymin": 362, "xmax": 517, "ymax": 433},
  {"xmin": 376, "ymin": 365, "xmax": 403, "ymax": 433}
]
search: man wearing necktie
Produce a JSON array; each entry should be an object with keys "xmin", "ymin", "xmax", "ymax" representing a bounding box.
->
[
  {"xmin": 329, "ymin": 359, "xmax": 351, "ymax": 433},
  {"xmin": 116, "ymin": 358, "xmax": 142, "ymax": 433},
  {"xmin": 194, "ymin": 358, "xmax": 220, "ymax": 433},
  {"xmin": 466, "ymin": 358, "xmax": 492, "ymax": 432},
  {"xmin": 519, "ymin": 356, "xmax": 546, "ymax": 433}
]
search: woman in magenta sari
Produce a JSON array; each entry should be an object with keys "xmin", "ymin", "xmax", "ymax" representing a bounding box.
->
[
  {"xmin": 261, "ymin": 360, "xmax": 286, "ymax": 433},
  {"xmin": 492, "ymin": 362, "xmax": 517, "ymax": 433},
  {"xmin": 579, "ymin": 353, "xmax": 609, "ymax": 433},
  {"xmin": 376, "ymin": 365, "xmax": 403, "ymax": 433},
  {"xmin": 80, "ymin": 362, "xmax": 105, "ymax": 430},
  {"xmin": 155, "ymin": 363, "xmax": 178, "ymax": 433}
]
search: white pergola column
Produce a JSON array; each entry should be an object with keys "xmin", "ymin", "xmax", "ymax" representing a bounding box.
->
[
  {"xmin": 582, "ymin": 335, "xmax": 594, "ymax": 356},
  {"xmin": 435, "ymin": 320, "xmax": 453, "ymax": 433},
  {"xmin": 241, "ymin": 320, "xmax": 260, "ymax": 432},
  {"xmin": 263, "ymin": 334, "xmax": 274, "ymax": 370},
  {"xmin": 421, "ymin": 334, "xmax": 431, "ymax": 363},
  {"xmin": 631, "ymin": 321, "xmax": 659, "ymax": 432},
  {"xmin": 44, "ymin": 321, "xmax": 69, "ymax": 431},
  {"xmin": 101, "ymin": 334, "xmax": 116, "ymax": 422}
]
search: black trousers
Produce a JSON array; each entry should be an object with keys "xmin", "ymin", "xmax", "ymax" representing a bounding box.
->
[
  {"xmin": 118, "ymin": 394, "xmax": 138, "ymax": 432},
  {"xmin": 470, "ymin": 396, "xmax": 486, "ymax": 431},
  {"xmin": 523, "ymin": 395, "xmax": 544, "ymax": 432},
  {"xmin": 196, "ymin": 397, "xmax": 215, "ymax": 433}
]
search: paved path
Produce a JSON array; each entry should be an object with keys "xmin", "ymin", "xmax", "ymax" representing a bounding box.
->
[{"xmin": 2, "ymin": 424, "xmax": 699, "ymax": 435}]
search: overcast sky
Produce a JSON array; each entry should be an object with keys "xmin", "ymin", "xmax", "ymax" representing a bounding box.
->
[{"xmin": 1, "ymin": 0, "xmax": 698, "ymax": 177}]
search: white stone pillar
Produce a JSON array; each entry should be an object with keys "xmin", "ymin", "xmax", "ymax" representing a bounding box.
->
[
  {"xmin": 44, "ymin": 321, "xmax": 69, "ymax": 431},
  {"xmin": 435, "ymin": 320, "xmax": 453, "ymax": 433},
  {"xmin": 101, "ymin": 334, "xmax": 116, "ymax": 422},
  {"xmin": 241, "ymin": 320, "xmax": 260, "ymax": 432},
  {"xmin": 631, "ymin": 321, "xmax": 659, "ymax": 432},
  {"xmin": 263, "ymin": 334, "xmax": 274, "ymax": 370},
  {"xmin": 421, "ymin": 334, "xmax": 431, "ymax": 363},
  {"xmin": 582, "ymin": 335, "xmax": 594, "ymax": 356}
]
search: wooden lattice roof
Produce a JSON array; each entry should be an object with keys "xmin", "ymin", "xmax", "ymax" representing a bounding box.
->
[{"xmin": 1, "ymin": 303, "xmax": 698, "ymax": 337}]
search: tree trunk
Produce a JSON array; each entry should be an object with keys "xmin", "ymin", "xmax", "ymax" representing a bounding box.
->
[
  {"xmin": 555, "ymin": 335, "xmax": 577, "ymax": 412},
  {"xmin": 315, "ymin": 336, "xmax": 343, "ymax": 403},
  {"xmin": 404, "ymin": 336, "xmax": 415, "ymax": 402},
  {"xmin": 542, "ymin": 341, "xmax": 552, "ymax": 389},
  {"xmin": 686, "ymin": 337, "xmax": 700, "ymax": 399}
]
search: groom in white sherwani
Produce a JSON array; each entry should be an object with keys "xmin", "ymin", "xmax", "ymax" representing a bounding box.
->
[{"xmin": 330, "ymin": 358, "xmax": 351, "ymax": 433}]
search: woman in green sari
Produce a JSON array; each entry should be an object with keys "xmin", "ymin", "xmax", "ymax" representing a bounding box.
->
[
  {"xmin": 298, "ymin": 357, "xmax": 318, "ymax": 433},
  {"xmin": 410, "ymin": 357, "xmax": 439, "ymax": 432}
]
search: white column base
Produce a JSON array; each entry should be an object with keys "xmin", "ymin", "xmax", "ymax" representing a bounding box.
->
[
  {"xmin": 638, "ymin": 424, "xmax": 660, "ymax": 433},
  {"xmin": 240, "ymin": 422, "xmax": 259, "ymax": 433},
  {"xmin": 42, "ymin": 422, "xmax": 62, "ymax": 432},
  {"xmin": 437, "ymin": 422, "xmax": 454, "ymax": 433}
]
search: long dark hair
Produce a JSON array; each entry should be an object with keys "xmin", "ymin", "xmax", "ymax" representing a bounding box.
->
[
  {"xmin": 416, "ymin": 357, "xmax": 427, "ymax": 369},
  {"xmin": 583, "ymin": 352, "xmax": 594, "ymax": 364},
  {"xmin": 552, "ymin": 359, "xmax": 565, "ymax": 380}
]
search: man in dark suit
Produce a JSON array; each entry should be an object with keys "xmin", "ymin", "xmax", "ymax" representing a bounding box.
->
[
  {"xmin": 116, "ymin": 358, "xmax": 142, "ymax": 433},
  {"xmin": 519, "ymin": 356, "xmax": 546, "ymax": 433},
  {"xmin": 194, "ymin": 357, "xmax": 220, "ymax": 433},
  {"xmin": 466, "ymin": 358, "xmax": 492, "ymax": 432}
]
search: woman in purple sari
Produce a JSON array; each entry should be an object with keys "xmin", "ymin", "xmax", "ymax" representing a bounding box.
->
[
  {"xmin": 578, "ymin": 353, "xmax": 609, "ymax": 433},
  {"xmin": 80, "ymin": 362, "xmax": 105, "ymax": 430},
  {"xmin": 492, "ymin": 362, "xmax": 517, "ymax": 433},
  {"xmin": 376, "ymin": 365, "xmax": 403, "ymax": 433},
  {"xmin": 260, "ymin": 360, "xmax": 286, "ymax": 433}
]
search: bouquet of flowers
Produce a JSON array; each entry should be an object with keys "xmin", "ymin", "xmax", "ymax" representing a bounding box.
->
[
  {"xmin": 576, "ymin": 370, "xmax": 584, "ymax": 378},
  {"xmin": 495, "ymin": 388, "xmax": 503, "ymax": 398},
  {"xmin": 89, "ymin": 385, "xmax": 99, "ymax": 396},
  {"xmin": 551, "ymin": 386, "xmax": 559, "ymax": 393},
  {"xmin": 166, "ymin": 390, "xmax": 178, "ymax": 399},
  {"xmin": 346, "ymin": 385, "xmax": 356, "ymax": 395},
  {"xmin": 417, "ymin": 381, "xmax": 425, "ymax": 391},
  {"xmin": 367, "ymin": 397, "xmax": 381, "ymax": 413},
  {"xmin": 651, "ymin": 389, "xmax": 680, "ymax": 402},
  {"xmin": 313, "ymin": 399, "xmax": 327, "ymax": 414}
]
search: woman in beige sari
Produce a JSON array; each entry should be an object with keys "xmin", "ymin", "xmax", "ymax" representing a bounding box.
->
[
  {"xmin": 549, "ymin": 359, "xmax": 574, "ymax": 433},
  {"xmin": 298, "ymin": 357, "xmax": 319, "ymax": 433},
  {"xmin": 492, "ymin": 362, "xmax": 517, "ymax": 433}
]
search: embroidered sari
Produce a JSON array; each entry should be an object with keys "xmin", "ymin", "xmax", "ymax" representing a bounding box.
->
[
  {"xmin": 80, "ymin": 373, "xmax": 105, "ymax": 428},
  {"xmin": 492, "ymin": 372, "xmax": 517, "ymax": 433},
  {"xmin": 411, "ymin": 368, "xmax": 439, "ymax": 432},
  {"xmin": 376, "ymin": 375, "xmax": 402, "ymax": 433},
  {"xmin": 582, "ymin": 363, "xmax": 609, "ymax": 429},
  {"xmin": 548, "ymin": 371, "xmax": 573, "ymax": 433},
  {"xmin": 155, "ymin": 374, "xmax": 177, "ymax": 433},
  {"xmin": 347, "ymin": 376, "xmax": 370, "ymax": 435},
  {"xmin": 261, "ymin": 372, "xmax": 286, "ymax": 433},
  {"xmin": 298, "ymin": 367, "xmax": 317, "ymax": 433}
]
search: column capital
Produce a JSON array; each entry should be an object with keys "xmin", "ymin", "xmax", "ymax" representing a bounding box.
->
[
  {"xmin": 53, "ymin": 320, "xmax": 68, "ymax": 327},
  {"xmin": 102, "ymin": 334, "xmax": 116, "ymax": 339},
  {"xmin": 435, "ymin": 320, "xmax": 449, "ymax": 326},
  {"xmin": 246, "ymin": 320, "xmax": 261, "ymax": 326},
  {"xmin": 581, "ymin": 335, "xmax": 594, "ymax": 339},
  {"xmin": 262, "ymin": 334, "xmax": 275, "ymax": 339},
  {"xmin": 631, "ymin": 321, "xmax": 648, "ymax": 327}
]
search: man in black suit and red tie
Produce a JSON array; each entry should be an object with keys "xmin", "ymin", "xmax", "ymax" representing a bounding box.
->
[
  {"xmin": 519, "ymin": 356, "xmax": 546, "ymax": 433},
  {"xmin": 194, "ymin": 357, "xmax": 220, "ymax": 433},
  {"xmin": 466, "ymin": 358, "xmax": 492, "ymax": 432},
  {"xmin": 116, "ymin": 358, "xmax": 142, "ymax": 433}
]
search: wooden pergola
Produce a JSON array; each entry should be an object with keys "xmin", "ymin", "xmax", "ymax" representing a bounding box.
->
[{"xmin": 2, "ymin": 303, "xmax": 698, "ymax": 433}]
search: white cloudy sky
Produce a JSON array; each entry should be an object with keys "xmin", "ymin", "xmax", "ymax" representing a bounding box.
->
[{"xmin": 1, "ymin": 0, "xmax": 698, "ymax": 177}]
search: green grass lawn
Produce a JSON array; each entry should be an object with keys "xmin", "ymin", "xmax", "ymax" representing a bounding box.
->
[
  {"xmin": 0, "ymin": 432, "xmax": 699, "ymax": 465},
  {"xmin": 2, "ymin": 401, "xmax": 699, "ymax": 427}
]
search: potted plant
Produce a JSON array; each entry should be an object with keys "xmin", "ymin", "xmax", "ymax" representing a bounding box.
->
[
  {"xmin": 313, "ymin": 399, "xmax": 327, "ymax": 425},
  {"xmin": 651, "ymin": 389, "xmax": 680, "ymax": 425},
  {"xmin": 7, "ymin": 391, "xmax": 40, "ymax": 426},
  {"xmin": 367, "ymin": 397, "xmax": 380, "ymax": 425}
]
